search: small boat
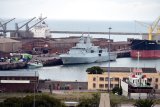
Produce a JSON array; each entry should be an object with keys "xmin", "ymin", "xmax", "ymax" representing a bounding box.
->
[{"xmin": 27, "ymin": 61, "xmax": 43, "ymax": 69}]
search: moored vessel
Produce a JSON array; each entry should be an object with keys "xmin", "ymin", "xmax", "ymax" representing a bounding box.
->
[
  {"xmin": 131, "ymin": 39, "xmax": 160, "ymax": 58},
  {"xmin": 30, "ymin": 15, "xmax": 51, "ymax": 38},
  {"xmin": 59, "ymin": 36, "xmax": 117, "ymax": 64},
  {"xmin": 27, "ymin": 61, "xmax": 43, "ymax": 69}
]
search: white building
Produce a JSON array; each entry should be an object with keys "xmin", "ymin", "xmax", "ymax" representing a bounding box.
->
[{"xmin": 121, "ymin": 68, "xmax": 154, "ymax": 99}]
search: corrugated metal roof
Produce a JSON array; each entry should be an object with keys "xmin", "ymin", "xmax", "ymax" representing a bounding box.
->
[
  {"xmin": 0, "ymin": 71, "xmax": 39, "ymax": 77},
  {"xmin": 0, "ymin": 38, "xmax": 20, "ymax": 43}
]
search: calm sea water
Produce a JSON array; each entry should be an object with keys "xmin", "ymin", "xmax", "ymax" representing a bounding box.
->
[
  {"xmin": 7, "ymin": 58, "xmax": 160, "ymax": 82},
  {"xmin": 4, "ymin": 20, "xmax": 155, "ymax": 82}
]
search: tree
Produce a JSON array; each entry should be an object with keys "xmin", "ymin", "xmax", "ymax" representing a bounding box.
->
[
  {"xmin": 86, "ymin": 66, "xmax": 104, "ymax": 74},
  {"xmin": 0, "ymin": 95, "xmax": 65, "ymax": 107},
  {"xmin": 133, "ymin": 99, "xmax": 155, "ymax": 107},
  {"xmin": 112, "ymin": 86, "xmax": 122, "ymax": 95}
]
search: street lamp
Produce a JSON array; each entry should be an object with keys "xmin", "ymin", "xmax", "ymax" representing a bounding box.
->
[{"xmin": 108, "ymin": 27, "xmax": 112, "ymax": 93}]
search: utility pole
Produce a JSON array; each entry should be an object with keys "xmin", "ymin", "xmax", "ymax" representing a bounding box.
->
[
  {"xmin": 108, "ymin": 27, "xmax": 112, "ymax": 93},
  {"xmin": 33, "ymin": 71, "xmax": 36, "ymax": 107}
]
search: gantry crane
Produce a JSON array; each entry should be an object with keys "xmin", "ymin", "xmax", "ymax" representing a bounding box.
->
[{"xmin": 0, "ymin": 18, "xmax": 15, "ymax": 37}]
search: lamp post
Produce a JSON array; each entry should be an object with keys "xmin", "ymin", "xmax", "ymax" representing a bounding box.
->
[
  {"xmin": 33, "ymin": 71, "xmax": 36, "ymax": 107},
  {"xmin": 108, "ymin": 27, "xmax": 112, "ymax": 93}
]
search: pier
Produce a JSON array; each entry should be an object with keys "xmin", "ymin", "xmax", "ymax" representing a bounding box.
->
[{"xmin": 50, "ymin": 30, "xmax": 148, "ymax": 35}]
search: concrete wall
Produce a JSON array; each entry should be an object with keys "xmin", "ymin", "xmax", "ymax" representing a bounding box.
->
[
  {"xmin": 130, "ymin": 93, "xmax": 148, "ymax": 99},
  {"xmin": 121, "ymin": 80, "xmax": 128, "ymax": 97},
  {"xmin": 38, "ymin": 80, "xmax": 88, "ymax": 90}
]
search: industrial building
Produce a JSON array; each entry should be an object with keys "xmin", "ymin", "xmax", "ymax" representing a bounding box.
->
[
  {"xmin": 0, "ymin": 38, "xmax": 22, "ymax": 53},
  {"xmin": 87, "ymin": 67, "xmax": 160, "ymax": 91},
  {"xmin": 39, "ymin": 80, "xmax": 87, "ymax": 91},
  {"xmin": 0, "ymin": 71, "xmax": 39, "ymax": 92},
  {"xmin": 19, "ymin": 37, "xmax": 130, "ymax": 54}
]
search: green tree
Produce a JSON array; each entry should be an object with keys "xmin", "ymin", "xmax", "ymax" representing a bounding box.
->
[
  {"xmin": 86, "ymin": 66, "xmax": 104, "ymax": 74},
  {"xmin": 0, "ymin": 95, "xmax": 65, "ymax": 107},
  {"xmin": 133, "ymin": 99, "xmax": 155, "ymax": 107},
  {"xmin": 112, "ymin": 86, "xmax": 122, "ymax": 95}
]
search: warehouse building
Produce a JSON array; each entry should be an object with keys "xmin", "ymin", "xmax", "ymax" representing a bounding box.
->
[
  {"xmin": 0, "ymin": 71, "xmax": 39, "ymax": 92},
  {"xmin": 0, "ymin": 38, "xmax": 22, "ymax": 53}
]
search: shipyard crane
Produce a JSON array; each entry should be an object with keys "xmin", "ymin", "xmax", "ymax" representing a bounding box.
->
[
  {"xmin": 135, "ymin": 16, "xmax": 160, "ymax": 40},
  {"xmin": 134, "ymin": 20, "xmax": 149, "ymax": 35},
  {"xmin": 15, "ymin": 17, "xmax": 36, "ymax": 31},
  {"xmin": 0, "ymin": 18, "xmax": 15, "ymax": 37},
  {"xmin": 28, "ymin": 17, "xmax": 47, "ymax": 30},
  {"xmin": 148, "ymin": 16, "xmax": 160, "ymax": 40}
]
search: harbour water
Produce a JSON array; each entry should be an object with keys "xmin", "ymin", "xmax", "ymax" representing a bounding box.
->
[
  {"xmin": 8, "ymin": 57, "xmax": 160, "ymax": 82},
  {"xmin": 4, "ymin": 20, "xmax": 157, "ymax": 82}
]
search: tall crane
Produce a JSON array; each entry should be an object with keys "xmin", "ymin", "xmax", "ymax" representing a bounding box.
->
[
  {"xmin": 14, "ymin": 17, "xmax": 36, "ymax": 37},
  {"xmin": 148, "ymin": 16, "xmax": 160, "ymax": 40},
  {"xmin": 134, "ymin": 20, "xmax": 149, "ymax": 36},
  {"xmin": 28, "ymin": 17, "xmax": 47, "ymax": 30},
  {"xmin": 135, "ymin": 16, "xmax": 160, "ymax": 40},
  {"xmin": 15, "ymin": 17, "xmax": 36, "ymax": 31},
  {"xmin": 13, "ymin": 16, "xmax": 47, "ymax": 38},
  {"xmin": 0, "ymin": 18, "xmax": 15, "ymax": 37}
]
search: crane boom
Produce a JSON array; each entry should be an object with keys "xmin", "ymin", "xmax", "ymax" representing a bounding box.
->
[
  {"xmin": 0, "ymin": 22, "xmax": 3, "ymax": 29},
  {"xmin": 148, "ymin": 16, "xmax": 160, "ymax": 40},
  {"xmin": 0, "ymin": 18, "xmax": 15, "ymax": 30},
  {"xmin": 17, "ymin": 17, "xmax": 36, "ymax": 30},
  {"xmin": 135, "ymin": 20, "xmax": 150, "ymax": 28},
  {"xmin": 0, "ymin": 18, "xmax": 15, "ymax": 37},
  {"xmin": 28, "ymin": 17, "xmax": 47, "ymax": 30},
  {"xmin": 151, "ymin": 16, "xmax": 160, "ymax": 31},
  {"xmin": 2, "ymin": 18, "xmax": 15, "ymax": 26}
]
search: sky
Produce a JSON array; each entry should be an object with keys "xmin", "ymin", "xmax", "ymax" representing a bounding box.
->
[{"xmin": 0, "ymin": 0, "xmax": 160, "ymax": 21}]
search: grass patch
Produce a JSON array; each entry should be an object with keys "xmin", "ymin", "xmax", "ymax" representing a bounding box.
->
[{"xmin": 0, "ymin": 91, "xmax": 160, "ymax": 105}]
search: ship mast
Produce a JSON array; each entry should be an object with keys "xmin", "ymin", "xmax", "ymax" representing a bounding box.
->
[{"xmin": 137, "ymin": 51, "xmax": 140, "ymax": 69}]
